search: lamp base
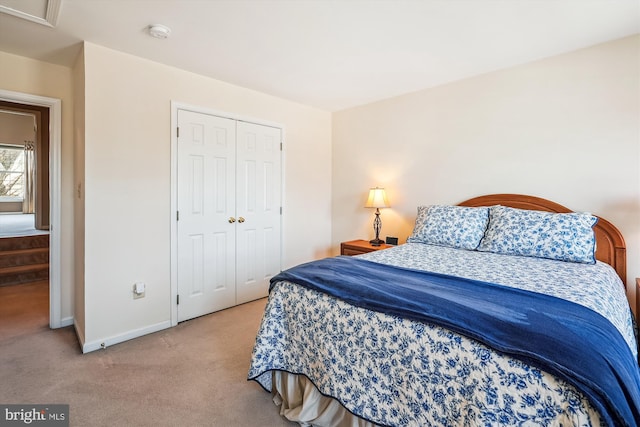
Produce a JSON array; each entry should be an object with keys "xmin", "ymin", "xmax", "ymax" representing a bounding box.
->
[{"xmin": 369, "ymin": 238, "xmax": 384, "ymax": 247}]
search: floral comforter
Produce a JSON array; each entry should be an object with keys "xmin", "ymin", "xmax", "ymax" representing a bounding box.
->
[{"xmin": 248, "ymin": 243, "xmax": 637, "ymax": 427}]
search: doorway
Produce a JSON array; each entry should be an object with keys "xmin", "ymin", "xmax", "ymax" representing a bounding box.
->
[
  {"xmin": 0, "ymin": 89, "xmax": 62, "ymax": 329},
  {"xmin": 0, "ymin": 101, "xmax": 50, "ymax": 228}
]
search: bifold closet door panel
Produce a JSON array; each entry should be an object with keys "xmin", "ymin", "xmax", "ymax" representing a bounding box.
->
[
  {"xmin": 176, "ymin": 110, "xmax": 237, "ymax": 322},
  {"xmin": 235, "ymin": 121, "xmax": 282, "ymax": 304}
]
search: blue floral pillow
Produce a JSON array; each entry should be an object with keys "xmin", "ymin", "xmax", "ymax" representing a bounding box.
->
[
  {"xmin": 407, "ymin": 205, "xmax": 489, "ymax": 250},
  {"xmin": 477, "ymin": 206, "xmax": 598, "ymax": 264}
]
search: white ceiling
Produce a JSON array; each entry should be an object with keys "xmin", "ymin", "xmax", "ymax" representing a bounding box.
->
[{"xmin": 0, "ymin": 0, "xmax": 638, "ymax": 111}]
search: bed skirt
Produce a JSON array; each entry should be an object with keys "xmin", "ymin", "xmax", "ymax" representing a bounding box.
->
[{"xmin": 271, "ymin": 371, "xmax": 377, "ymax": 427}]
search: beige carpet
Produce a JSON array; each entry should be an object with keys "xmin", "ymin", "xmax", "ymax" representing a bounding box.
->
[{"xmin": 0, "ymin": 283, "xmax": 296, "ymax": 426}]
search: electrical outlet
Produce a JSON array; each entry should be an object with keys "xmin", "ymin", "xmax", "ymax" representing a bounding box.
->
[{"xmin": 133, "ymin": 282, "xmax": 145, "ymax": 299}]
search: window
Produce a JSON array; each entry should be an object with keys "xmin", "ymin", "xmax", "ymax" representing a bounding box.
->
[{"xmin": 0, "ymin": 145, "xmax": 24, "ymax": 201}]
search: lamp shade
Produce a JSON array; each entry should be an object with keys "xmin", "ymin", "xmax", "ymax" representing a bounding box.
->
[{"xmin": 365, "ymin": 187, "xmax": 390, "ymax": 209}]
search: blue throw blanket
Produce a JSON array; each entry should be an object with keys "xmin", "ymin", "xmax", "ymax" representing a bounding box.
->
[{"xmin": 271, "ymin": 256, "xmax": 640, "ymax": 427}]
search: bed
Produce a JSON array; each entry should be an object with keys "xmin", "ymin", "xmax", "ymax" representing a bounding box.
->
[{"xmin": 248, "ymin": 194, "xmax": 640, "ymax": 427}]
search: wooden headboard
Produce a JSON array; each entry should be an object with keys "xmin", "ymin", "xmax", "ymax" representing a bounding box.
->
[{"xmin": 458, "ymin": 194, "xmax": 627, "ymax": 287}]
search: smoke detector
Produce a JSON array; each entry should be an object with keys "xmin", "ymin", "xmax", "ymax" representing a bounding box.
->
[{"xmin": 148, "ymin": 24, "xmax": 171, "ymax": 39}]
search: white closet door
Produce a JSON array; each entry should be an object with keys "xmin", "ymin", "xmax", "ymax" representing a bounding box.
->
[
  {"xmin": 177, "ymin": 110, "xmax": 236, "ymax": 322},
  {"xmin": 235, "ymin": 121, "xmax": 282, "ymax": 304}
]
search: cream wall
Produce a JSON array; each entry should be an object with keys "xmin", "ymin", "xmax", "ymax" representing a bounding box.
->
[
  {"xmin": 0, "ymin": 50, "xmax": 75, "ymax": 322},
  {"xmin": 332, "ymin": 35, "xmax": 640, "ymax": 308},
  {"xmin": 80, "ymin": 43, "xmax": 332, "ymax": 348}
]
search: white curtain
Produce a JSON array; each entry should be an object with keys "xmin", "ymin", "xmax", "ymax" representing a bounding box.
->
[{"xmin": 22, "ymin": 140, "xmax": 35, "ymax": 214}]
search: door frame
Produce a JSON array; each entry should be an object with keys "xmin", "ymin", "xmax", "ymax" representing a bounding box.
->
[
  {"xmin": 170, "ymin": 101, "xmax": 284, "ymax": 326},
  {"xmin": 0, "ymin": 89, "xmax": 62, "ymax": 328}
]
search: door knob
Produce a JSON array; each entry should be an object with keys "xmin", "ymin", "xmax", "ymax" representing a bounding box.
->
[
  {"xmin": 238, "ymin": 217, "xmax": 245, "ymax": 223},
  {"xmin": 228, "ymin": 217, "xmax": 236, "ymax": 223}
]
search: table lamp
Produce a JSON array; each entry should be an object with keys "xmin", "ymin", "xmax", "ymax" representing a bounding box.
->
[{"xmin": 365, "ymin": 187, "xmax": 390, "ymax": 246}]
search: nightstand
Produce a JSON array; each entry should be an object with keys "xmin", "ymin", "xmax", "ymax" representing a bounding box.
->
[{"xmin": 340, "ymin": 239, "xmax": 394, "ymax": 256}]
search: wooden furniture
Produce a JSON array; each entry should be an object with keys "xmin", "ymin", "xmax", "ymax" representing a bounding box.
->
[
  {"xmin": 459, "ymin": 194, "xmax": 627, "ymax": 288},
  {"xmin": 636, "ymin": 278, "xmax": 639, "ymax": 322},
  {"xmin": 341, "ymin": 239, "xmax": 394, "ymax": 256}
]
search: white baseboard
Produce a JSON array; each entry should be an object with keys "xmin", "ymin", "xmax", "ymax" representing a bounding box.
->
[
  {"xmin": 81, "ymin": 321, "xmax": 172, "ymax": 354},
  {"xmin": 59, "ymin": 316, "xmax": 74, "ymax": 328}
]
